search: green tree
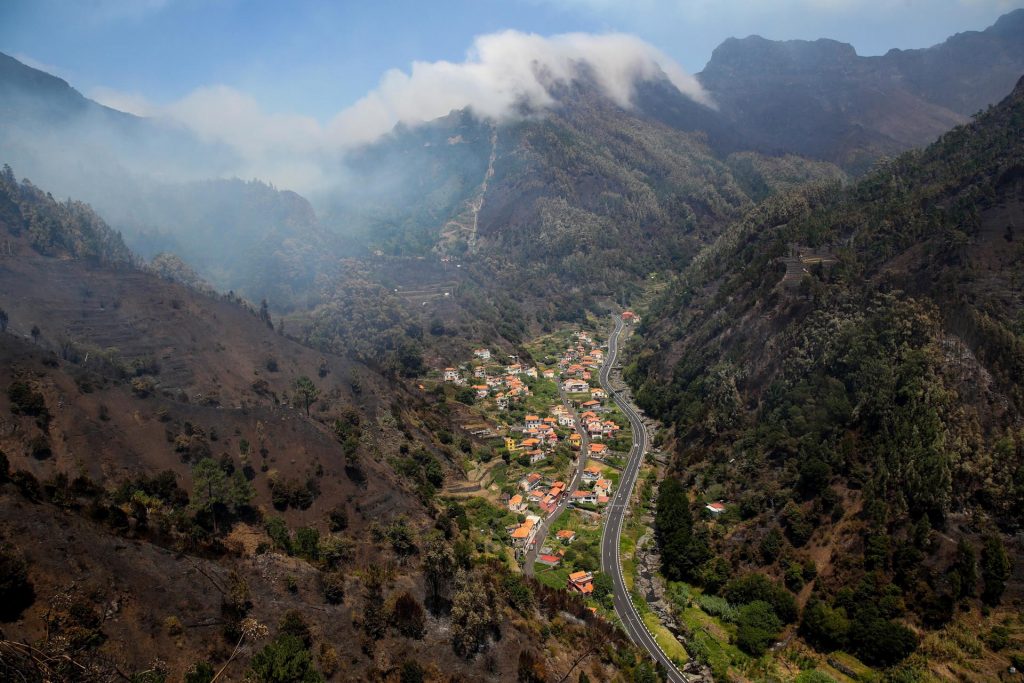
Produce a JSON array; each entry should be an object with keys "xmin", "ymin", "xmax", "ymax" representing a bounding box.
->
[
  {"xmin": 981, "ymin": 534, "xmax": 1011, "ymax": 606},
  {"xmin": 293, "ymin": 376, "xmax": 320, "ymax": 416},
  {"xmin": 736, "ymin": 600, "xmax": 782, "ymax": 656},
  {"xmin": 450, "ymin": 567, "xmax": 497, "ymax": 656},
  {"xmin": 423, "ymin": 534, "xmax": 457, "ymax": 614},
  {"xmin": 950, "ymin": 539, "xmax": 977, "ymax": 600},
  {"xmin": 723, "ymin": 573, "xmax": 797, "ymax": 623},
  {"xmin": 278, "ymin": 611, "xmax": 312, "ymax": 648},
  {"xmin": 799, "ymin": 599, "xmax": 850, "ymax": 652},
  {"xmin": 656, "ymin": 478, "xmax": 708, "ymax": 581},
  {"xmin": 190, "ymin": 458, "xmax": 253, "ymax": 534},
  {"xmin": 248, "ymin": 634, "xmax": 324, "ymax": 683},
  {"xmin": 293, "ymin": 527, "xmax": 320, "ymax": 562}
]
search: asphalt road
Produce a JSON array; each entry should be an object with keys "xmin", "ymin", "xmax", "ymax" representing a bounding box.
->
[
  {"xmin": 598, "ymin": 317, "xmax": 689, "ymax": 683},
  {"xmin": 523, "ymin": 361, "xmax": 596, "ymax": 575}
]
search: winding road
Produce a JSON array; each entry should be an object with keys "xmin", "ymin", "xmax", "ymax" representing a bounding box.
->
[{"xmin": 598, "ymin": 317, "xmax": 689, "ymax": 683}]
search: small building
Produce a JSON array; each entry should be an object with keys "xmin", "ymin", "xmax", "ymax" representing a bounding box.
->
[
  {"xmin": 582, "ymin": 465, "xmax": 602, "ymax": 482},
  {"xmin": 622, "ymin": 311, "xmax": 639, "ymax": 323},
  {"xmin": 473, "ymin": 348, "xmax": 491, "ymax": 360},
  {"xmin": 473, "ymin": 384, "xmax": 489, "ymax": 399},
  {"xmin": 594, "ymin": 479, "xmax": 613, "ymax": 497},
  {"xmin": 443, "ymin": 367, "xmax": 459, "ymax": 382},
  {"xmin": 537, "ymin": 554, "xmax": 562, "ymax": 567},
  {"xmin": 508, "ymin": 494, "xmax": 527, "ymax": 514},
  {"xmin": 705, "ymin": 501, "xmax": 727, "ymax": 515},
  {"xmin": 542, "ymin": 368, "xmax": 556, "ymax": 379},
  {"xmin": 568, "ymin": 571, "xmax": 594, "ymax": 594},
  {"xmin": 528, "ymin": 450, "xmax": 547, "ymax": 465},
  {"xmin": 557, "ymin": 414, "xmax": 575, "ymax": 428},
  {"xmin": 589, "ymin": 443, "xmax": 609, "ymax": 458},
  {"xmin": 591, "ymin": 388, "xmax": 606, "ymax": 400},
  {"xmin": 510, "ymin": 517, "xmax": 539, "ymax": 547},
  {"xmin": 524, "ymin": 415, "xmax": 543, "ymax": 430},
  {"xmin": 569, "ymin": 433, "xmax": 582, "ymax": 449},
  {"xmin": 556, "ymin": 529, "xmax": 577, "ymax": 544},
  {"xmin": 520, "ymin": 472, "xmax": 543, "ymax": 491},
  {"xmin": 571, "ymin": 490, "xmax": 598, "ymax": 505},
  {"xmin": 562, "ymin": 379, "xmax": 590, "ymax": 393}
]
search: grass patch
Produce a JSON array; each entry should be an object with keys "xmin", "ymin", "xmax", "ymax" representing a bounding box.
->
[
  {"xmin": 641, "ymin": 611, "xmax": 689, "ymax": 666},
  {"xmin": 535, "ymin": 564, "xmax": 571, "ymax": 591}
]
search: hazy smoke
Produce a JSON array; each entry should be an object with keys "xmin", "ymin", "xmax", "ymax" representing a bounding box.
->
[{"xmin": 90, "ymin": 30, "xmax": 712, "ymax": 191}]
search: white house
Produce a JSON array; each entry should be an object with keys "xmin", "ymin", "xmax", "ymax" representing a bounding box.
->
[
  {"xmin": 571, "ymin": 490, "xmax": 598, "ymax": 505},
  {"xmin": 557, "ymin": 414, "xmax": 576, "ymax": 428},
  {"xmin": 474, "ymin": 348, "xmax": 491, "ymax": 360},
  {"xmin": 443, "ymin": 367, "xmax": 459, "ymax": 382}
]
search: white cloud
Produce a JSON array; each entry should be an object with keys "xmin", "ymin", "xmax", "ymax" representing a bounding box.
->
[
  {"xmin": 90, "ymin": 86, "xmax": 159, "ymax": 116},
  {"xmin": 87, "ymin": 30, "xmax": 711, "ymax": 191},
  {"xmin": 327, "ymin": 30, "xmax": 712, "ymax": 146}
]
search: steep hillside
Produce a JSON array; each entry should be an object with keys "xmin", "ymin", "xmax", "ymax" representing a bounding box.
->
[
  {"xmin": 698, "ymin": 9, "xmax": 1024, "ymax": 171},
  {"xmin": 0, "ymin": 171, "xmax": 644, "ymax": 682},
  {"xmin": 627, "ymin": 77, "xmax": 1024, "ymax": 676}
]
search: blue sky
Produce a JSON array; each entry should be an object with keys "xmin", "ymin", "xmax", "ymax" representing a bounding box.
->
[{"xmin": 2, "ymin": 0, "xmax": 1021, "ymax": 122}]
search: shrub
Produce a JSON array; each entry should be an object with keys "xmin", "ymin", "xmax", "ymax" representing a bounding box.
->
[
  {"xmin": 293, "ymin": 527, "xmax": 320, "ymax": 562},
  {"xmin": 694, "ymin": 593, "xmax": 737, "ymax": 622},
  {"xmin": 390, "ymin": 591, "xmax": 426, "ymax": 639},
  {"xmin": 722, "ymin": 573, "xmax": 797, "ymax": 623},
  {"xmin": 735, "ymin": 601, "xmax": 781, "ymax": 656},
  {"xmin": 248, "ymin": 634, "xmax": 323, "ymax": 683},
  {"xmin": 278, "ymin": 610, "xmax": 312, "ymax": 648},
  {"xmin": 799, "ymin": 599, "xmax": 850, "ymax": 652},
  {"xmin": 322, "ymin": 571, "xmax": 345, "ymax": 605}
]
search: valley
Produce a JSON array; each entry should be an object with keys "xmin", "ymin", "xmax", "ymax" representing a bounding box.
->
[{"xmin": 2, "ymin": 7, "xmax": 1024, "ymax": 682}]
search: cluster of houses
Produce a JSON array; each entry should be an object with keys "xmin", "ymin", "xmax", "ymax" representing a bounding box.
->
[
  {"xmin": 441, "ymin": 348, "xmax": 538, "ymax": 409},
  {"xmin": 557, "ymin": 332, "xmax": 605, "ymax": 394},
  {"xmin": 508, "ymin": 464, "xmax": 614, "ymax": 527}
]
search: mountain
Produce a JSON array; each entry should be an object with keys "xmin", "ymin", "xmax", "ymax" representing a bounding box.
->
[
  {"xmin": 625, "ymin": 76, "xmax": 1024, "ymax": 676},
  {"xmin": 0, "ymin": 53, "xmax": 331, "ymax": 307},
  {"xmin": 0, "ymin": 166, "xmax": 647, "ymax": 681},
  {"xmin": 698, "ymin": 9, "xmax": 1024, "ymax": 170}
]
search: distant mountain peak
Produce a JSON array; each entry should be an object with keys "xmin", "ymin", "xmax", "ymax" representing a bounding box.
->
[{"xmin": 705, "ymin": 35, "xmax": 858, "ymax": 73}]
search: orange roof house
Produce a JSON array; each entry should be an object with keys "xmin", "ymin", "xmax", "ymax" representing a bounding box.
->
[{"xmin": 568, "ymin": 571, "xmax": 594, "ymax": 593}]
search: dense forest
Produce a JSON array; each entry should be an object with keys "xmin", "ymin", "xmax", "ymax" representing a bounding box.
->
[{"xmin": 628, "ymin": 77, "xmax": 1024, "ymax": 673}]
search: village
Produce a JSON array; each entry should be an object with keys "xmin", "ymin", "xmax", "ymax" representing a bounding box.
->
[{"xmin": 434, "ymin": 323, "xmax": 636, "ymax": 597}]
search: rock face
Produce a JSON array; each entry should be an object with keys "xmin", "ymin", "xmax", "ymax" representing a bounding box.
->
[
  {"xmin": 634, "ymin": 527, "xmax": 714, "ymax": 682},
  {"xmin": 698, "ymin": 9, "xmax": 1024, "ymax": 170}
]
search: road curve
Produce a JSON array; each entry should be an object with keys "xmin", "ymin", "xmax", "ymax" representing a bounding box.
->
[{"xmin": 598, "ymin": 317, "xmax": 688, "ymax": 683}]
